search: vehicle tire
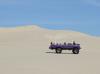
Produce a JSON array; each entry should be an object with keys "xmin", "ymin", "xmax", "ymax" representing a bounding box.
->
[
  {"xmin": 55, "ymin": 48, "xmax": 62, "ymax": 54},
  {"xmin": 72, "ymin": 48, "xmax": 79, "ymax": 54}
]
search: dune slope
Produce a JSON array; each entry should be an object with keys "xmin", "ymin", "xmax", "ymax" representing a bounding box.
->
[{"xmin": 0, "ymin": 25, "xmax": 100, "ymax": 74}]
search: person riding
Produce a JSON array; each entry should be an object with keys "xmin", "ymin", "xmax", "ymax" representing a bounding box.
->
[
  {"xmin": 51, "ymin": 42, "xmax": 53, "ymax": 45},
  {"xmin": 73, "ymin": 41, "xmax": 76, "ymax": 45},
  {"xmin": 64, "ymin": 42, "xmax": 66, "ymax": 45}
]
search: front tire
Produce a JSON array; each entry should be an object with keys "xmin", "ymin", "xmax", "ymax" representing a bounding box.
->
[
  {"xmin": 55, "ymin": 48, "xmax": 62, "ymax": 54},
  {"xmin": 72, "ymin": 48, "xmax": 79, "ymax": 54}
]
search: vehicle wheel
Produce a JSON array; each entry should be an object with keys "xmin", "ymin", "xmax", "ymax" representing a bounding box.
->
[
  {"xmin": 55, "ymin": 48, "xmax": 62, "ymax": 54},
  {"xmin": 72, "ymin": 48, "xmax": 79, "ymax": 54}
]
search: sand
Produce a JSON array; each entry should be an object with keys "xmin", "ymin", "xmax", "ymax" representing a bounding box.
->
[{"xmin": 0, "ymin": 25, "xmax": 100, "ymax": 74}]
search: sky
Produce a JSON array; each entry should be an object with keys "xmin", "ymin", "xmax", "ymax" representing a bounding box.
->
[{"xmin": 0, "ymin": 0, "xmax": 100, "ymax": 36}]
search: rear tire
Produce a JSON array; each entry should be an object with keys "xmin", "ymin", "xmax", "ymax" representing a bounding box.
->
[
  {"xmin": 72, "ymin": 48, "xmax": 79, "ymax": 54},
  {"xmin": 55, "ymin": 48, "xmax": 62, "ymax": 54}
]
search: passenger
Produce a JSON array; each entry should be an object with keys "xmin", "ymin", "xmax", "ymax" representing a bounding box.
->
[
  {"xmin": 51, "ymin": 42, "xmax": 55, "ymax": 45},
  {"xmin": 64, "ymin": 42, "xmax": 66, "ymax": 45},
  {"xmin": 73, "ymin": 41, "xmax": 76, "ymax": 45},
  {"xmin": 51, "ymin": 42, "xmax": 53, "ymax": 45}
]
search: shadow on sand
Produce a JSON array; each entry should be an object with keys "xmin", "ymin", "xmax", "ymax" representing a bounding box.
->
[{"xmin": 45, "ymin": 52, "xmax": 73, "ymax": 54}]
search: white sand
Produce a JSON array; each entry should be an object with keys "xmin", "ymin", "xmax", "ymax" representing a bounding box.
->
[{"xmin": 0, "ymin": 25, "xmax": 100, "ymax": 74}]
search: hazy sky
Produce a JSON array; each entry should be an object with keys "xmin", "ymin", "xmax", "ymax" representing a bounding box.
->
[{"xmin": 0, "ymin": 0, "xmax": 100, "ymax": 36}]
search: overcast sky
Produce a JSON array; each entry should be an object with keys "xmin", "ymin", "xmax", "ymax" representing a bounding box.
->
[{"xmin": 0, "ymin": 0, "xmax": 100, "ymax": 36}]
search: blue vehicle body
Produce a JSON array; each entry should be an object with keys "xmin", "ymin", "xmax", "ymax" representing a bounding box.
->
[{"xmin": 49, "ymin": 42, "xmax": 81, "ymax": 54}]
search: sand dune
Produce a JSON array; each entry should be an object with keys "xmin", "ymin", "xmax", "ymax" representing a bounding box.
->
[{"xmin": 0, "ymin": 25, "xmax": 100, "ymax": 74}]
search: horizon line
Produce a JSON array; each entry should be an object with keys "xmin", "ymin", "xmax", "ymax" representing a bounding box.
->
[{"xmin": 0, "ymin": 24, "xmax": 99, "ymax": 38}]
